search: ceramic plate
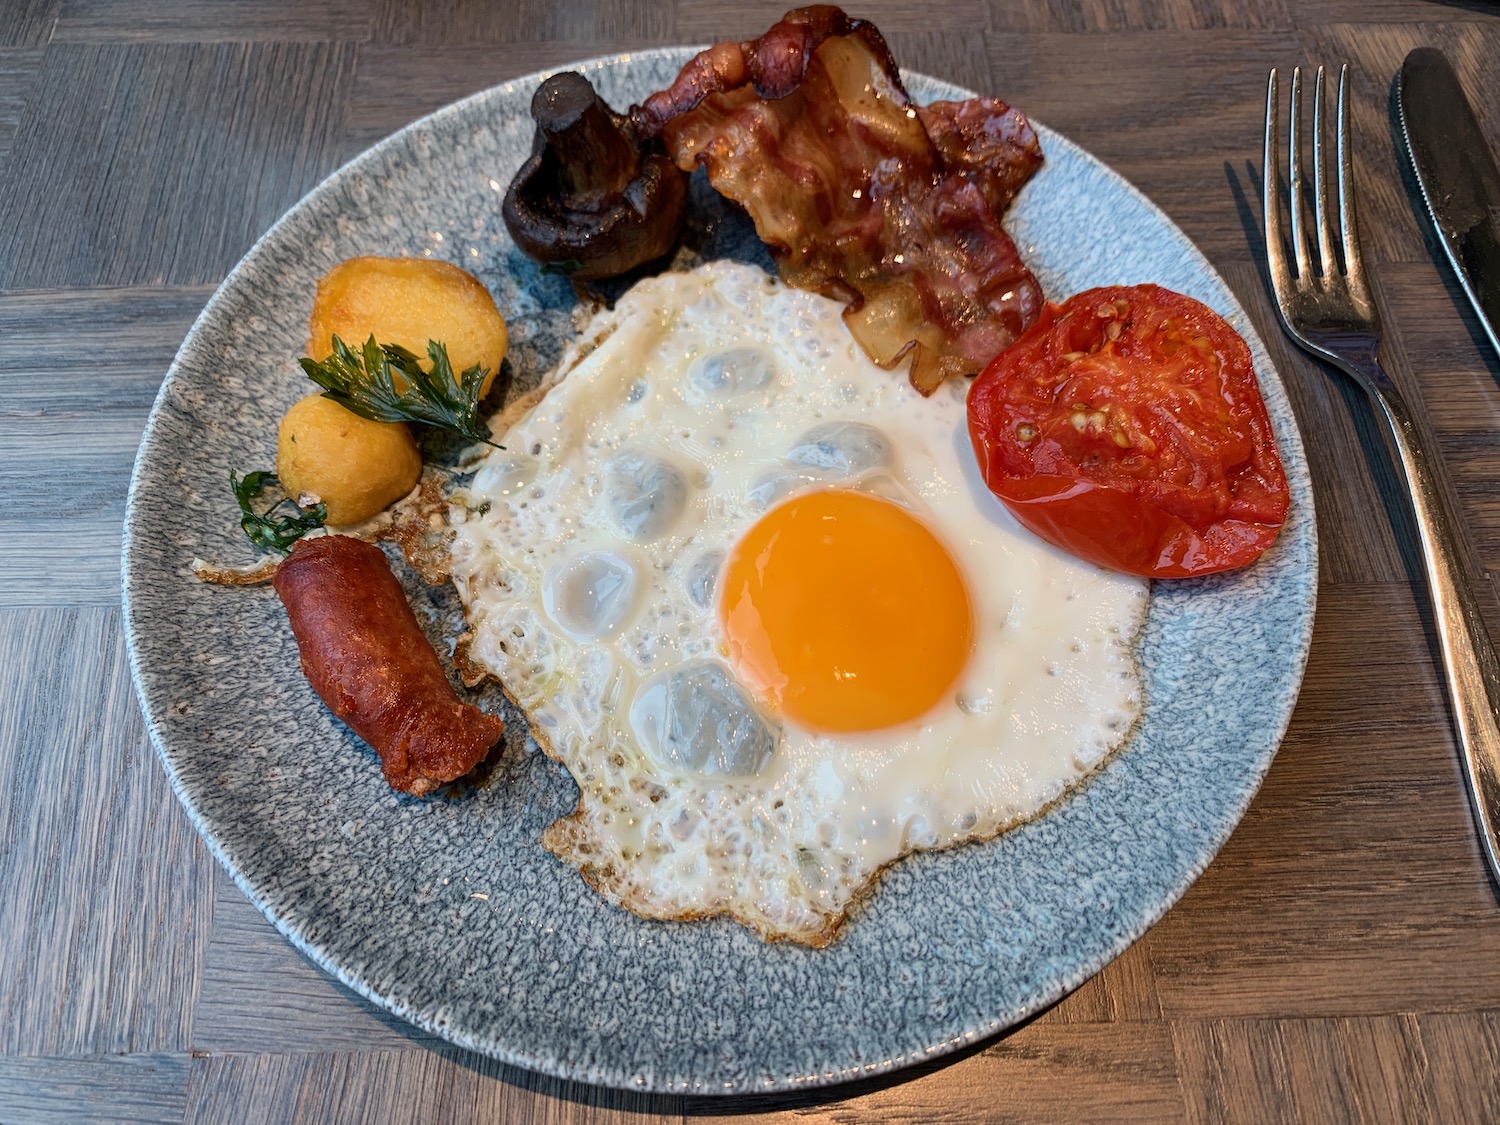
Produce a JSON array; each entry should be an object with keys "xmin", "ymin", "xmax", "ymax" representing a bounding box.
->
[{"xmin": 123, "ymin": 48, "xmax": 1316, "ymax": 1094}]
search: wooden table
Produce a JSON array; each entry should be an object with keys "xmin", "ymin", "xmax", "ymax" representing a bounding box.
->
[{"xmin": 4, "ymin": 1, "xmax": 1500, "ymax": 1120}]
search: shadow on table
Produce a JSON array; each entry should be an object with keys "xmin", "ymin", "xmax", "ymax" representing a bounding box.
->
[
  {"xmin": 429, "ymin": 1002, "xmax": 1044, "ymax": 1115},
  {"xmin": 1420, "ymin": 0, "xmax": 1500, "ymax": 12}
]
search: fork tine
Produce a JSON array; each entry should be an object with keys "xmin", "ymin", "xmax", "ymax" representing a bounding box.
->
[
  {"xmin": 1263, "ymin": 69, "xmax": 1294, "ymax": 304},
  {"xmin": 1336, "ymin": 64, "xmax": 1367, "ymax": 292},
  {"xmin": 1288, "ymin": 66, "xmax": 1314, "ymax": 281},
  {"xmin": 1312, "ymin": 66, "xmax": 1338, "ymax": 276}
]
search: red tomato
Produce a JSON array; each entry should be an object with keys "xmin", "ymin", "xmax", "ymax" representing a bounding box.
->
[{"xmin": 966, "ymin": 285, "xmax": 1289, "ymax": 578}]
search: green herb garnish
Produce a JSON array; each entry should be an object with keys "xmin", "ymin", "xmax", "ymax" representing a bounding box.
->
[
  {"xmin": 299, "ymin": 335, "xmax": 499, "ymax": 448},
  {"xmin": 541, "ymin": 258, "xmax": 585, "ymax": 277},
  {"xmin": 231, "ymin": 470, "xmax": 326, "ymax": 553}
]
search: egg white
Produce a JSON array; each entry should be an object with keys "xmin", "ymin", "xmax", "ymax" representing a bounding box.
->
[{"xmin": 448, "ymin": 261, "xmax": 1148, "ymax": 946}]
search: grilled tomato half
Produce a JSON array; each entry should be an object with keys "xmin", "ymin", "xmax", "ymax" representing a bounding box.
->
[{"xmin": 967, "ymin": 284, "xmax": 1289, "ymax": 578}]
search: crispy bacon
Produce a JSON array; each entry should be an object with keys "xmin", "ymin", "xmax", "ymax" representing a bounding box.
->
[
  {"xmin": 632, "ymin": 5, "xmax": 1044, "ymax": 393},
  {"xmin": 917, "ymin": 98, "xmax": 1044, "ymax": 219}
]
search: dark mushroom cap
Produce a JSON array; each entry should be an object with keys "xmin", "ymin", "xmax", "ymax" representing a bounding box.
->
[{"xmin": 502, "ymin": 72, "xmax": 688, "ymax": 281}]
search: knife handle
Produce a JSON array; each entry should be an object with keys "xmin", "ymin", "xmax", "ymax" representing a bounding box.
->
[{"xmin": 1357, "ymin": 356, "xmax": 1500, "ymax": 886}]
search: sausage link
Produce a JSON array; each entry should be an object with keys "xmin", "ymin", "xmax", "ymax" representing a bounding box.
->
[{"xmin": 274, "ymin": 534, "xmax": 505, "ymax": 795}]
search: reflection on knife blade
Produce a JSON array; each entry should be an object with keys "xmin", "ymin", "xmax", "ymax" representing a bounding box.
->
[{"xmin": 1396, "ymin": 47, "xmax": 1500, "ymax": 361}]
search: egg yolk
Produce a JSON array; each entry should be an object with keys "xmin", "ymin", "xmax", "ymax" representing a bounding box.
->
[{"xmin": 719, "ymin": 490, "xmax": 973, "ymax": 732}]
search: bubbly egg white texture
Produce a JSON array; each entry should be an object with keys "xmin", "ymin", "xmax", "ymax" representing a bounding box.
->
[{"xmin": 449, "ymin": 261, "xmax": 1148, "ymax": 946}]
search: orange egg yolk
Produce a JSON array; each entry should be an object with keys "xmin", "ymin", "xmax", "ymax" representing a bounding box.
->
[{"xmin": 718, "ymin": 490, "xmax": 973, "ymax": 733}]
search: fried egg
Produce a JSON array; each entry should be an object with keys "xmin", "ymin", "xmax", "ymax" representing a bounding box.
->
[{"xmin": 448, "ymin": 261, "xmax": 1148, "ymax": 946}]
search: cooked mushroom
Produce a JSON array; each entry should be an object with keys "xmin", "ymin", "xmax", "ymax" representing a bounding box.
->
[{"xmin": 502, "ymin": 71, "xmax": 687, "ymax": 282}]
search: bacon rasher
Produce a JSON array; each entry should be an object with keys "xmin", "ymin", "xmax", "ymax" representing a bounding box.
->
[{"xmin": 632, "ymin": 6, "xmax": 1045, "ymax": 393}]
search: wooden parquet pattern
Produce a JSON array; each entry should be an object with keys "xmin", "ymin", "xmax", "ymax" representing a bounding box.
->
[{"xmin": 3, "ymin": 1, "xmax": 1500, "ymax": 1120}]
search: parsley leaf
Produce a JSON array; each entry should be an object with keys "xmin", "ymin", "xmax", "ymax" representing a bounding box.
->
[
  {"xmin": 298, "ymin": 335, "xmax": 500, "ymax": 448},
  {"xmin": 231, "ymin": 470, "xmax": 326, "ymax": 553}
]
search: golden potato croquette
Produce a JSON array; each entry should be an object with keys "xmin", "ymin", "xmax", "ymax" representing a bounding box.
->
[
  {"xmin": 308, "ymin": 257, "xmax": 508, "ymax": 398},
  {"xmin": 277, "ymin": 394, "xmax": 422, "ymax": 526}
]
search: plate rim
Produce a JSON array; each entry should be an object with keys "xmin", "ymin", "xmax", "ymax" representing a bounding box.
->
[{"xmin": 122, "ymin": 45, "xmax": 1318, "ymax": 1095}]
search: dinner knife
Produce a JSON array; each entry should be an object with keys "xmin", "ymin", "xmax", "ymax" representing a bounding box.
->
[{"xmin": 1396, "ymin": 48, "xmax": 1500, "ymax": 360}]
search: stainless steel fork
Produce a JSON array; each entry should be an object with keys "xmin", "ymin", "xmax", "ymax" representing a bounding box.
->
[{"xmin": 1264, "ymin": 64, "xmax": 1500, "ymax": 887}]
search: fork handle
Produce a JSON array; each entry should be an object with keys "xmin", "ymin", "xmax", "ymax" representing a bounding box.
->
[{"xmin": 1359, "ymin": 360, "xmax": 1500, "ymax": 886}]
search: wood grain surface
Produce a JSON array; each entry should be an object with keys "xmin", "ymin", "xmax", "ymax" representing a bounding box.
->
[{"xmin": 3, "ymin": 0, "xmax": 1500, "ymax": 1121}]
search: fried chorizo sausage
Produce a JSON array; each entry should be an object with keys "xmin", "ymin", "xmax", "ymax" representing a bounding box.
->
[{"xmin": 274, "ymin": 534, "xmax": 504, "ymax": 795}]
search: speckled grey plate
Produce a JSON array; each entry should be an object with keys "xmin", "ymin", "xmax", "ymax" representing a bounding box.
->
[{"xmin": 123, "ymin": 49, "xmax": 1317, "ymax": 1094}]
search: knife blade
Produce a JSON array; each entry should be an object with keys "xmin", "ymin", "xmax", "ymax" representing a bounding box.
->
[{"xmin": 1397, "ymin": 47, "xmax": 1500, "ymax": 361}]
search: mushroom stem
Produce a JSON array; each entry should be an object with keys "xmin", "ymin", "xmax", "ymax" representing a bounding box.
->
[{"xmin": 530, "ymin": 73, "xmax": 640, "ymax": 211}]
